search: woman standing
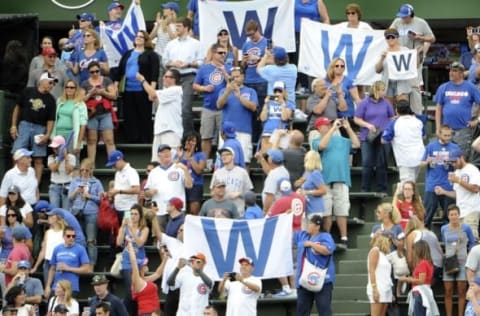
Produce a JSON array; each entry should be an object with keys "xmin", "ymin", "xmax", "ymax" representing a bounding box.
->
[
  {"xmin": 375, "ymin": 28, "xmax": 412, "ymax": 104},
  {"xmin": 296, "ymin": 150, "xmax": 328, "ymax": 219},
  {"xmin": 335, "ymin": 3, "xmax": 373, "ymax": 30},
  {"xmin": 116, "ymin": 204, "xmax": 149, "ymax": 315},
  {"xmin": 81, "ymin": 61, "xmax": 117, "ymax": 163},
  {"xmin": 30, "ymin": 209, "xmax": 66, "ymax": 283},
  {"xmin": 370, "ymin": 203, "xmax": 404, "ymax": 254},
  {"xmin": 367, "ymin": 235, "xmax": 392, "ymax": 316},
  {"xmin": 150, "ymin": 3, "xmax": 177, "ymax": 58},
  {"xmin": 259, "ymin": 81, "xmax": 294, "ymax": 153},
  {"xmin": 294, "ymin": 215, "xmax": 335, "ymax": 316},
  {"xmin": 205, "ymin": 27, "xmax": 239, "ymax": 68},
  {"xmin": 114, "ymin": 30, "xmax": 160, "ymax": 143},
  {"xmin": 354, "ymin": 81, "xmax": 394, "ymax": 193},
  {"xmin": 0, "ymin": 187, "xmax": 33, "ymax": 228},
  {"xmin": 393, "ymin": 181, "xmax": 426, "ymax": 230},
  {"xmin": 72, "ymin": 30, "xmax": 108, "ymax": 83},
  {"xmin": 51, "ymin": 79, "xmax": 88, "ymax": 156},
  {"xmin": 46, "ymin": 280, "xmax": 80, "ymax": 316},
  {"xmin": 441, "ymin": 205, "xmax": 475, "ymax": 316},
  {"xmin": 178, "ymin": 131, "xmax": 206, "ymax": 215},
  {"xmin": 400, "ymin": 240, "xmax": 439, "ymax": 316},
  {"xmin": 325, "ymin": 57, "xmax": 361, "ymax": 119},
  {"xmin": 48, "ymin": 135, "xmax": 76, "ymax": 209},
  {"xmin": 68, "ymin": 158, "xmax": 104, "ymax": 267}
]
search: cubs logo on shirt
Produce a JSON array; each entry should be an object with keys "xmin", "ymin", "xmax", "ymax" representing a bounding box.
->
[
  {"xmin": 209, "ymin": 70, "xmax": 225, "ymax": 86},
  {"xmin": 168, "ymin": 171, "xmax": 180, "ymax": 181},
  {"xmin": 197, "ymin": 283, "xmax": 208, "ymax": 295}
]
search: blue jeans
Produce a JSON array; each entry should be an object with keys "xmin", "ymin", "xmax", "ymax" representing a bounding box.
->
[
  {"xmin": 121, "ymin": 269, "xmax": 138, "ymax": 316},
  {"xmin": 80, "ymin": 213, "xmax": 98, "ymax": 265},
  {"xmin": 423, "ymin": 191, "xmax": 454, "ymax": 228},
  {"xmin": 413, "ymin": 293, "xmax": 426, "ymax": 316},
  {"xmin": 12, "ymin": 120, "xmax": 47, "ymax": 156},
  {"xmin": 48, "ymin": 183, "xmax": 70, "ymax": 209},
  {"xmin": 360, "ymin": 141, "xmax": 390, "ymax": 193},
  {"xmin": 296, "ymin": 283, "xmax": 333, "ymax": 316}
]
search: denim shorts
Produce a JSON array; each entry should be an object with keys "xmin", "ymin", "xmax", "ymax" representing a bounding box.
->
[
  {"xmin": 12, "ymin": 121, "xmax": 47, "ymax": 157},
  {"xmin": 88, "ymin": 112, "xmax": 113, "ymax": 131},
  {"xmin": 443, "ymin": 264, "xmax": 467, "ymax": 281}
]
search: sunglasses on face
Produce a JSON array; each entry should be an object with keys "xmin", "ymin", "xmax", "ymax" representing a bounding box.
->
[
  {"xmin": 89, "ymin": 70, "xmax": 100, "ymax": 74},
  {"xmin": 216, "ymin": 51, "xmax": 227, "ymax": 55},
  {"xmin": 65, "ymin": 86, "xmax": 76, "ymax": 89},
  {"xmin": 163, "ymin": 74, "xmax": 174, "ymax": 79},
  {"xmin": 218, "ymin": 32, "xmax": 228, "ymax": 36},
  {"xmin": 335, "ymin": 64, "xmax": 345, "ymax": 68},
  {"xmin": 8, "ymin": 192, "xmax": 17, "ymax": 195},
  {"xmin": 65, "ymin": 234, "xmax": 76, "ymax": 239},
  {"xmin": 346, "ymin": 11, "xmax": 356, "ymax": 15},
  {"xmin": 385, "ymin": 35, "xmax": 397, "ymax": 40},
  {"xmin": 7, "ymin": 213, "xmax": 17, "ymax": 217},
  {"xmin": 190, "ymin": 259, "xmax": 203, "ymax": 264}
]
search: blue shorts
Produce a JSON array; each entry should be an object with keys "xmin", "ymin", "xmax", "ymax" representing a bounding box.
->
[
  {"xmin": 186, "ymin": 185, "xmax": 203, "ymax": 202},
  {"xmin": 443, "ymin": 264, "xmax": 467, "ymax": 281},
  {"xmin": 88, "ymin": 113, "xmax": 113, "ymax": 131},
  {"xmin": 12, "ymin": 121, "xmax": 47, "ymax": 157}
]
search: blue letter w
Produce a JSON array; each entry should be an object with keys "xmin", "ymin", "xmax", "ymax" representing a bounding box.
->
[
  {"xmin": 223, "ymin": 7, "xmax": 278, "ymax": 49},
  {"xmin": 201, "ymin": 217, "xmax": 278, "ymax": 276}
]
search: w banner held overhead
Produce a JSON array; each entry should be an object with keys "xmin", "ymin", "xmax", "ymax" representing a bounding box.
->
[
  {"xmin": 184, "ymin": 214, "xmax": 293, "ymax": 281},
  {"xmin": 100, "ymin": 0, "xmax": 146, "ymax": 68},
  {"xmin": 298, "ymin": 20, "xmax": 387, "ymax": 85},
  {"xmin": 198, "ymin": 0, "xmax": 295, "ymax": 53}
]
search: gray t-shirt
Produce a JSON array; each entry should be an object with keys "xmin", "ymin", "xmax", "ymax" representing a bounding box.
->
[
  {"xmin": 390, "ymin": 16, "xmax": 434, "ymax": 50},
  {"xmin": 199, "ymin": 198, "xmax": 239, "ymax": 218},
  {"xmin": 262, "ymin": 165, "xmax": 290, "ymax": 204},
  {"xmin": 466, "ymin": 244, "xmax": 480, "ymax": 278},
  {"xmin": 306, "ymin": 94, "xmax": 338, "ymax": 131},
  {"xmin": 210, "ymin": 166, "xmax": 253, "ymax": 215}
]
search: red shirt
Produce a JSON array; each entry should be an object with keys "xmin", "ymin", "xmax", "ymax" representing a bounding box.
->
[
  {"xmin": 396, "ymin": 200, "xmax": 413, "ymax": 230},
  {"xmin": 413, "ymin": 259, "xmax": 433, "ymax": 286},
  {"xmin": 132, "ymin": 280, "xmax": 160, "ymax": 314},
  {"xmin": 5, "ymin": 244, "xmax": 31, "ymax": 285},
  {"xmin": 268, "ymin": 192, "xmax": 306, "ymax": 231}
]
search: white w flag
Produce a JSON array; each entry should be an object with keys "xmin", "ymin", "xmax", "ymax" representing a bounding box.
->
[
  {"xmin": 298, "ymin": 20, "xmax": 387, "ymax": 85},
  {"xmin": 184, "ymin": 214, "xmax": 293, "ymax": 281},
  {"xmin": 198, "ymin": 0, "xmax": 295, "ymax": 53},
  {"xmin": 386, "ymin": 49, "xmax": 418, "ymax": 80},
  {"xmin": 100, "ymin": 0, "xmax": 146, "ymax": 68}
]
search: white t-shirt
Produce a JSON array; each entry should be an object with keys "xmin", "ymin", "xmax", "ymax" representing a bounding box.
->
[
  {"xmin": 211, "ymin": 166, "xmax": 253, "ymax": 215},
  {"xmin": 0, "ymin": 166, "xmax": 38, "ymax": 205},
  {"xmin": 334, "ymin": 21, "xmax": 373, "ymax": 31},
  {"xmin": 174, "ymin": 266, "xmax": 212, "ymax": 316},
  {"xmin": 389, "ymin": 115, "xmax": 425, "ymax": 167},
  {"xmin": 145, "ymin": 164, "xmax": 186, "ymax": 216},
  {"xmin": 113, "ymin": 163, "xmax": 140, "ymax": 211},
  {"xmin": 224, "ymin": 276, "xmax": 262, "ymax": 316},
  {"xmin": 47, "ymin": 297, "xmax": 79, "ymax": 316},
  {"xmin": 262, "ymin": 166, "xmax": 289, "ymax": 205},
  {"xmin": 158, "ymin": 233, "xmax": 185, "ymax": 294},
  {"xmin": 48, "ymin": 154, "xmax": 76, "ymax": 184},
  {"xmin": 454, "ymin": 163, "xmax": 480, "ymax": 217},
  {"xmin": 154, "ymin": 85, "xmax": 183, "ymax": 139},
  {"xmin": 0, "ymin": 203, "xmax": 33, "ymax": 219},
  {"xmin": 45, "ymin": 229, "xmax": 65, "ymax": 261}
]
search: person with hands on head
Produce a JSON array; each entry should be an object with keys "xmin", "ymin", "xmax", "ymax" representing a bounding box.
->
[
  {"xmin": 367, "ymin": 235, "xmax": 392, "ymax": 316},
  {"xmin": 218, "ymin": 257, "xmax": 262, "ymax": 316},
  {"xmin": 125, "ymin": 236, "xmax": 162, "ymax": 316},
  {"xmin": 149, "ymin": 2, "xmax": 178, "ymax": 61},
  {"xmin": 116, "ymin": 203, "xmax": 149, "ymax": 316},
  {"xmin": 167, "ymin": 253, "xmax": 213, "ymax": 316},
  {"xmin": 44, "ymin": 226, "xmax": 90, "ymax": 299},
  {"xmin": 465, "ymin": 277, "xmax": 480, "ymax": 316}
]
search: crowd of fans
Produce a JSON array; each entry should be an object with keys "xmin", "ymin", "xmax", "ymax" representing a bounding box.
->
[{"xmin": 1, "ymin": 0, "xmax": 480, "ymax": 315}]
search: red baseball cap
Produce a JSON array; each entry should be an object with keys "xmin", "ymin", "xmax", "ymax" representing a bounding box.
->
[
  {"xmin": 190, "ymin": 253, "xmax": 206, "ymax": 263},
  {"xmin": 169, "ymin": 197, "xmax": 184, "ymax": 210},
  {"xmin": 314, "ymin": 117, "xmax": 332, "ymax": 129},
  {"xmin": 42, "ymin": 47, "xmax": 56, "ymax": 56}
]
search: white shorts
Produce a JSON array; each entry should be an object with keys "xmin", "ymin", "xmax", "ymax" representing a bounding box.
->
[
  {"xmin": 323, "ymin": 183, "xmax": 350, "ymax": 217},
  {"xmin": 217, "ymin": 131, "xmax": 253, "ymax": 163},
  {"xmin": 151, "ymin": 132, "xmax": 181, "ymax": 162}
]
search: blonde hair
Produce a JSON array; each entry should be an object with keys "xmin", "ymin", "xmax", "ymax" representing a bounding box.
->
[
  {"xmin": 59, "ymin": 80, "xmax": 83, "ymax": 103},
  {"xmin": 370, "ymin": 234, "xmax": 391, "ymax": 254},
  {"xmin": 80, "ymin": 158, "xmax": 95, "ymax": 177},
  {"xmin": 369, "ymin": 81, "xmax": 385, "ymax": 101},
  {"xmin": 304, "ymin": 150, "xmax": 322, "ymax": 171},
  {"xmin": 326, "ymin": 57, "xmax": 345, "ymax": 82},
  {"xmin": 378, "ymin": 202, "xmax": 401, "ymax": 224},
  {"xmin": 57, "ymin": 280, "xmax": 74, "ymax": 306},
  {"xmin": 311, "ymin": 78, "xmax": 325, "ymax": 93},
  {"xmin": 84, "ymin": 29, "xmax": 100, "ymax": 49},
  {"xmin": 345, "ymin": 3, "xmax": 362, "ymax": 20},
  {"xmin": 405, "ymin": 215, "xmax": 423, "ymax": 237}
]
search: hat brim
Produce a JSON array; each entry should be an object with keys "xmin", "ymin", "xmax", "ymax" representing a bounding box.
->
[{"xmin": 105, "ymin": 161, "xmax": 116, "ymax": 167}]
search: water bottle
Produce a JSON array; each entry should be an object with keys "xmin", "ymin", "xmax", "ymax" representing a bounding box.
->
[{"xmin": 81, "ymin": 306, "xmax": 90, "ymax": 316}]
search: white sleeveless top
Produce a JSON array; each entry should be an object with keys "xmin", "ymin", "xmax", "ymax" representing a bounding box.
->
[
  {"xmin": 366, "ymin": 247, "xmax": 393, "ymax": 303},
  {"xmin": 45, "ymin": 229, "xmax": 65, "ymax": 261}
]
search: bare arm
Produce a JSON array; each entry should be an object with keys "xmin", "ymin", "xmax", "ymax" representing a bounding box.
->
[
  {"xmin": 317, "ymin": 0, "xmax": 330, "ymax": 24},
  {"xmin": 263, "ymin": 193, "xmax": 274, "ymax": 214},
  {"xmin": 435, "ymin": 104, "xmax": 442, "ymax": 135},
  {"xmin": 305, "ymin": 240, "xmax": 331, "ymax": 256}
]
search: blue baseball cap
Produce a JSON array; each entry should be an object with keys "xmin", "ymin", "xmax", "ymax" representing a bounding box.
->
[
  {"xmin": 277, "ymin": 178, "xmax": 292, "ymax": 195},
  {"xmin": 449, "ymin": 148, "xmax": 463, "ymax": 162},
  {"xmin": 157, "ymin": 144, "xmax": 172, "ymax": 153},
  {"xmin": 396, "ymin": 4, "xmax": 414, "ymax": 18},
  {"xmin": 13, "ymin": 148, "xmax": 33, "ymax": 161},
  {"xmin": 46, "ymin": 208, "xmax": 64, "ymax": 218},
  {"xmin": 106, "ymin": 150, "xmax": 124, "ymax": 167},
  {"xmin": 18, "ymin": 260, "xmax": 30, "ymax": 269},
  {"xmin": 12, "ymin": 226, "xmax": 28, "ymax": 240},
  {"xmin": 108, "ymin": 2, "xmax": 124, "ymax": 11},
  {"xmin": 76, "ymin": 13, "xmax": 95, "ymax": 22},
  {"xmin": 273, "ymin": 46, "xmax": 287, "ymax": 61},
  {"xmin": 34, "ymin": 200, "xmax": 52, "ymax": 213},
  {"xmin": 162, "ymin": 2, "xmax": 179, "ymax": 13},
  {"xmin": 222, "ymin": 121, "xmax": 236, "ymax": 138},
  {"xmin": 266, "ymin": 149, "xmax": 284, "ymax": 164}
]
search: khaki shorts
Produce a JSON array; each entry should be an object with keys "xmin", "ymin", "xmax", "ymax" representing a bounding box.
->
[
  {"xmin": 200, "ymin": 108, "xmax": 222, "ymax": 140},
  {"xmin": 323, "ymin": 183, "xmax": 350, "ymax": 217}
]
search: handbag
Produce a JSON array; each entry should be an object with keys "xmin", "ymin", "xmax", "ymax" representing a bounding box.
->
[
  {"xmin": 110, "ymin": 252, "xmax": 123, "ymax": 278},
  {"xmin": 444, "ymin": 229, "xmax": 461, "ymax": 275},
  {"xmin": 299, "ymin": 249, "xmax": 331, "ymax": 292},
  {"xmin": 386, "ymin": 250, "xmax": 410, "ymax": 277}
]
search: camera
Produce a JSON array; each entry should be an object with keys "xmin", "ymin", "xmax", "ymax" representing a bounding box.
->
[
  {"xmin": 229, "ymin": 272, "xmax": 237, "ymax": 281},
  {"xmin": 269, "ymin": 95, "xmax": 277, "ymax": 101},
  {"xmin": 267, "ymin": 38, "xmax": 273, "ymax": 50}
]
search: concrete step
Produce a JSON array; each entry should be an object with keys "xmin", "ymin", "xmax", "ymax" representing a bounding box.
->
[
  {"xmin": 335, "ymin": 274, "xmax": 367, "ymax": 287},
  {"xmin": 333, "ymin": 286, "xmax": 367, "ymax": 300},
  {"xmin": 338, "ymin": 260, "xmax": 367, "ymax": 274},
  {"xmin": 331, "ymin": 300, "xmax": 370, "ymax": 314}
]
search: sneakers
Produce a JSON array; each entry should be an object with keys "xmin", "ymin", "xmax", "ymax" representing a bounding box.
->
[
  {"xmin": 295, "ymin": 87, "xmax": 309, "ymax": 95},
  {"xmin": 273, "ymin": 289, "xmax": 296, "ymax": 298},
  {"xmin": 337, "ymin": 239, "xmax": 348, "ymax": 250}
]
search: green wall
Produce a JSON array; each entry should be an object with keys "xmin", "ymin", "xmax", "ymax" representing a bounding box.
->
[{"xmin": 0, "ymin": 0, "xmax": 478, "ymax": 23}]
